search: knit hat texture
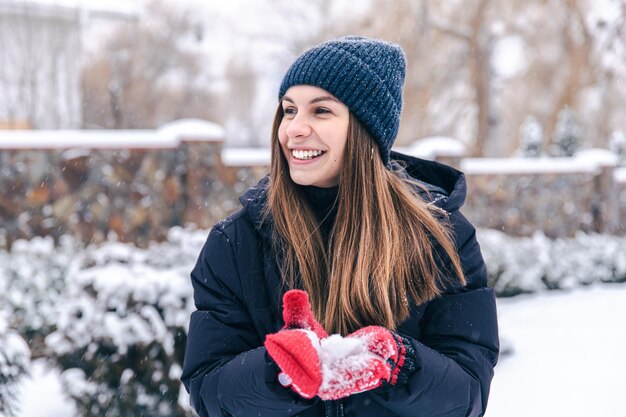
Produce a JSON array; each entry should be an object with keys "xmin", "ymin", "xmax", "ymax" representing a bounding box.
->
[{"xmin": 278, "ymin": 36, "xmax": 406, "ymax": 164}]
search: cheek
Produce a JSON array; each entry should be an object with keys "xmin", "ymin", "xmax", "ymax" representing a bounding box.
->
[
  {"xmin": 334, "ymin": 134, "xmax": 349, "ymax": 159},
  {"xmin": 335, "ymin": 122, "xmax": 349, "ymax": 155},
  {"xmin": 277, "ymin": 122, "xmax": 288, "ymax": 146}
]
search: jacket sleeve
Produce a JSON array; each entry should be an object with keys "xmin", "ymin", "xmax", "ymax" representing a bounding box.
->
[
  {"xmin": 180, "ymin": 227, "xmax": 318, "ymax": 417},
  {"xmin": 367, "ymin": 211, "xmax": 500, "ymax": 417}
]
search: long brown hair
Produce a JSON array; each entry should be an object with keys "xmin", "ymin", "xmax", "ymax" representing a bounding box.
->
[{"xmin": 265, "ymin": 106, "xmax": 466, "ymax": 335}]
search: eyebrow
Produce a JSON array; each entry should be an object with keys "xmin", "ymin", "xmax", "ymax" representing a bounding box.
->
[{"xmin": 282, "ymin": 95, "xmax": 340, "ymax": 105}]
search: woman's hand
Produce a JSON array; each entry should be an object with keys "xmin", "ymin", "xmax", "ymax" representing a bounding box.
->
[
  {"xmin": 316, "ymin": 328, "xmax": 393, "ymax": 400},
  {"xmin": 265, "ymin": 291, "xmax": 416, "ymax": 401},
  {"xmin": 264, "ymin": 290, "xmax": 328, "ymax": 398},
  {"xmin": 317, "ymin": 326, "xmax": 416, "ymax": 400}
]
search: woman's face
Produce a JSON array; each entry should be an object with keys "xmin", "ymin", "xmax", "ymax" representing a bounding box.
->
[{"xmin": 278, "ymin": 85, "xmax": 349, "ymax": 188}]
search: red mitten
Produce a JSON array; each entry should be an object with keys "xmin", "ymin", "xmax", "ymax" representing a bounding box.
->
[
  {"xmin": 348, "ymin": 326, "xmax": 398, "ymax": 360},
  {"xmin": 281, "ymin": 290, "xmax": 328, "ymax": 339},
  {"xmin": 264, "ymin": 290, "xmax": 328, "ymax": 399},
  {"xmin": 317, "ymin": 326, "xmax": 414, "ymax": 400},
  {"xmin": 348, "ymin": 326, "xmax": 412, "ymax": 386},
  {"xmin": 265, "ymin": 329, "xmax": 322, "ymax": 398}
]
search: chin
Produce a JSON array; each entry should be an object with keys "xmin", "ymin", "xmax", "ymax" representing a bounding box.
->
[
  {"xmin": 289, "ymin": 170, "xmax": 337, "ymax": 188},
  {"xmin": 290, "ymin": 175, "xmax": 315, "ymax": 187}
]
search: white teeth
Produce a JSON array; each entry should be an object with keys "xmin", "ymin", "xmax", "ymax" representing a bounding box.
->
[{"xmin": 292, "ymin": 149, "xmax": 323, "ymax": 160}]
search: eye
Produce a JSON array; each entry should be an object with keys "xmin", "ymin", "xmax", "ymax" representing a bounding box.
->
[
  {"xmin": 314, "ymin": 107, "xmax": 331, "ymax": 115},
  {"xmin": 283, "ymin": 106, "xmax": 297, "ymax": 117}
]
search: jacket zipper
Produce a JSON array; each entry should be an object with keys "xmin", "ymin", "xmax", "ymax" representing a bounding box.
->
[{"xmin": 323, "ymin": 400, "xmax": 344, "ymax": 417}]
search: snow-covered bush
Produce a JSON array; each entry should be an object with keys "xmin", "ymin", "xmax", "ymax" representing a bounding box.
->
[
  {"xmin": 0, "ymin": 314, "xmax": 30, "ymax": 417},
  {"xmin": 0, "ymin": 235, "xmax": 80, "ymax": 354},
  {"xmin": 551, "ymin": 107, "xmax": 581, "ymax": 157},
  {"xmin": 0, "ymin": 226, "xmax": 206, "ymax": 417},
  {"xmin": 3, "ymin": 225, "xmax": 626, "ymax": 415},
  {"xmin": 517, "ymin": 115, "xmax": 543, "ymax": 157},
  {"xmin": 479, "ymin": 230, "xmax": 551, "ymax": 295},
  {"xmin": 44, "ymin": 227, "xmax": 204, "ymax": 417},
  {"xmin": 478, "ymin": 229, "xmax": 626, "ymax": 296},
  {"xmin": 610, "ymin": 130, "xmax": 626, "ymax": 166}
]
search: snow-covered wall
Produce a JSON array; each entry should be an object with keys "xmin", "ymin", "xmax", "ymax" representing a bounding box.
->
[
  {"xmin": 0, "ymin": 120, "xmax": 243, "ymax": 248},
  {"xmin": 219, "ymin": 139, "xmax": 625, "ymax": 238},
  {"xmin": 460, "ymin": 156, "xmax": 623, "ymax": 237},
  {"xmin": 1, "ymin": 128, "xmax": 624, "ymax": 248}
]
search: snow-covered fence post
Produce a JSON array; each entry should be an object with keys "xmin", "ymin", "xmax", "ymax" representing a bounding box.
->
[
  {"xmin": 616, "ymin": 169, "xmax": 626, "ymax": 234},
  {"xmin": 220, "ymin": 147, "xmax": 272, "ymax": 194},
  {"xmin": 613, "ymin": 131, "xmax": 626, "ymax": 233},
  {"xmin": 574, "ymin": 149, "xmax": 618, "ymax": 234},
  {"xmin": 158, "ymin": 119, "xmax": 230, "ymax": 230},
  {"xmin": 610, "ymin": 131, "xmax": 626, "ymax": 167},
  {"xmin": 399, "ymin": 136, "xmax": 466, "ymax": 170}
]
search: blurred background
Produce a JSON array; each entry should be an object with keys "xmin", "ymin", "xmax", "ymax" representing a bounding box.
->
[{"xmin": 0, "ymin": 0, "xmax": 625, "ymax": 416}]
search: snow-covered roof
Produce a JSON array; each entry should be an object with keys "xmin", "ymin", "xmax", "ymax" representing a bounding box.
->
[
  {"xmin": 0, "ymin": 119, "xmax": 225, "ymax": 149},
  {"xmin": 461, "ymin": 157, "xmax": 602, "ymax": 175},
  {"xmin": 0, "ymin": 130, "xmax": 172, "ymax": 149},
  {"xmin": 574, "ymin": 148, "xmax": 618, "ymax": 167},
  {"xmin": 221, "ymin": 147, "xmax": 271, "ymax": 167},
  {"xmin": 404, "ymin": 136, "xmax": 467, "ymax": 160},
  {"xmin": 460, "ymin": 148, "xmax": 618, "ymax": 176},
  {"xmin": 158, "ymin": 119, "xmax": 225, "ymax": 143}
]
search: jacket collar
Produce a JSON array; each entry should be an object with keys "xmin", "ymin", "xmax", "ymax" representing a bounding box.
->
[
  {"xmin": 239, "ymin": 175, "xmax": 273, "ymax": 239},
  {"xmin": 389, "ymin": 151, "xmax": 467, "ymax": 212}
]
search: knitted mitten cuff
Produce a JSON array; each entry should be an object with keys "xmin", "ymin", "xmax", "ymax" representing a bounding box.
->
[{"xmin": 388, "ymin": 332, "xmax": 417, "ymax": 386}]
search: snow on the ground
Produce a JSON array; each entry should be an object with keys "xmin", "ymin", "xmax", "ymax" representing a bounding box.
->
[
  {"xmin": 487, "ymin": 284, "xmax": 626, "ymax": 417},
  {"xmin": 14, "ymin": 284, "xmax": 626, "ymax": 417},
  {"xmin": 17, "ymin": 360, "xmax": 75, "ymax": 417}
]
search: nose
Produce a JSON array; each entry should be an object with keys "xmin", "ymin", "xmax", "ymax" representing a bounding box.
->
[{"xmin": 284, "ymin": 113, "xmax": 312, "ymax": 139}]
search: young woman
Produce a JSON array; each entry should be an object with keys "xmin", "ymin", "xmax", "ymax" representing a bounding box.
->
[{"xmin": 181, "ymin": 36, "xmax": 499, "ymax": 417}]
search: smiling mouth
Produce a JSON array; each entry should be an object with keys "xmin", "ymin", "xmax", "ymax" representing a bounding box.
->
[{"xmin": 291, "ymin": 149, "xmax": 326, "ymax": 160}]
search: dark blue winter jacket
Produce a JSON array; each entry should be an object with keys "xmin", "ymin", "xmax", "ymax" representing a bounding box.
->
[{"xmin": 181, "ymin": 152, "xmax": 499, "ymax": 417}]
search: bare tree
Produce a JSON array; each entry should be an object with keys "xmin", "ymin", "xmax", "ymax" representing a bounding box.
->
[
  {"xmin": 352, "ymin": 0, "xmax": 626, "ymax": 156},
  {"xmin": 212, "ymin": 0, "xmax": 363, "ymax": 146},
  {"xmin": 426, "ymin": 0, "xmax": 494, "ymax": 156},
  {"xmin": 492, "ymin": 0, "xmax": 626, "ymax": 154},
  {"xmin": 81, "ymin": 0, "xmax": 216, "ymax": 129},
  {"xmin": 113, "ymin": 0, "xmax": 623, "ymax": 154}
]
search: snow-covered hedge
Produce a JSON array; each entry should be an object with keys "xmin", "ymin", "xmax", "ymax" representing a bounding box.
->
[
  {"xmin": 0, "ymin": 228, "xmax": 206, "ymax": 417},
  {"xmin": 0, "ymin": 236, "xmax": 80, "ymax": 347},
  {"xmin": 478, "ymin": 229, "xmax": 626, "ymax": 296},
  {"xmin": 0, "ymin": 314, "xmax": 30, "ymax": 417},
  {"xmin": 1, "ymin": 227, "xmax": 626, "ymax": 415},
  {"xmin": 45, "ymin": 227, "xmax": 205, "ymax": 417}
]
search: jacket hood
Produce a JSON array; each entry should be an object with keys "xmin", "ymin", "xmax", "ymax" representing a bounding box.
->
[
  {"xmin": 239, "ymin": 151, "xmax": 467, "ymax": 232},
  {"xmin": 389, "ymin": 151, "xmax": 467, "ymax": 212}
]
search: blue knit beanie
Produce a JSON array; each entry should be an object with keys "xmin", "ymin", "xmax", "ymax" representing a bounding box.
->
[{"xmin": 278, "ymin": 36, "xmax": 406, "ymax": 164}]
